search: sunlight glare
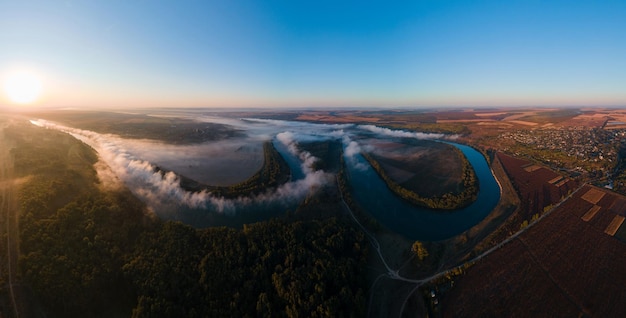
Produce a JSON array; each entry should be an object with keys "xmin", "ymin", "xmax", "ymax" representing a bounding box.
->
[{"xmin": 3, "ymin": 71, "xmax": 42, "ymax": 104}]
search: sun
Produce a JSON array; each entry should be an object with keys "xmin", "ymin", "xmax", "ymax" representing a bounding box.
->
[{"xmin": 3, "ymin": 71, "xmax": 43, "ymax": 104}]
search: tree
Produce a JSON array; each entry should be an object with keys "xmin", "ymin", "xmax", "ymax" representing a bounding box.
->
[{"xmin": 412, "ymin": 241, "xmax": 429, "ymax": 261}]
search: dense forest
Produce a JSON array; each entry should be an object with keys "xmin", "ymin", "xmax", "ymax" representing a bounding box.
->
[{"xmin": 6, "ymin": 122, "xmax": 369, "ymax": 317}]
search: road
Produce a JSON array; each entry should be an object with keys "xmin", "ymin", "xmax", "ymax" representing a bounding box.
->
[{"xmin": 336, "ymin": 175, "xmax": 587, "ymax": 318}]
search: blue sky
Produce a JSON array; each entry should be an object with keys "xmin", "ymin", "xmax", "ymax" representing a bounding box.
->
[{"xmin": 1, "ymin": 0, "xmax": 625, "ymax": 108}]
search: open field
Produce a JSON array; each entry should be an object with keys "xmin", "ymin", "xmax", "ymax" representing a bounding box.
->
[
  {"xmin": 496, "ymin": 152, "xmax": 578, "ymax": 220},
  {"xmin": 441, "ymin": 184, "xmax": 626, "ymax": 317}
]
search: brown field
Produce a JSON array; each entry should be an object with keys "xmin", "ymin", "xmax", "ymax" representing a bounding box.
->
[
  {"xmin": 497, "ymin": 153, "xmax": 578, "ymax": 220},
  {"xmin": 581, "ymin": 205, "xmax": 601, "ymax": 221},
  {"xmin": 474, "ymin": 112, "xmax": 508, "ymax": 117},
  {"xmin": 442, "ymin": 184, "xmax": 626, "ymax": 317},
  {"xmin": 508, "ymin": 120, "xmax": 539, "ymax": 126},
  {"xmin": 436, "ymin": 119, "xmax": 490, "ymax": 123},
  {"xmin": 522, "ymin": 164, "xmax": 541, "ymax": 172},
  {"xmin": 581, "ymin": 187, "xmax": 606, "ymax": 204},
  {"xmin": 605, "ymin": 215, "xmax": 625, "ymax": 236},
  {"xmin": 557, "ymin": 114, "xmax": 609, "ymax": 128}
]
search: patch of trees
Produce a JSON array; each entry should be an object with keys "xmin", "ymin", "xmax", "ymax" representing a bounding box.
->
[
  {"xmin": 127, "ymin": 218, "xmax": 368, "ymax": 317},
  {"xmin": 362, "ymin": 148, "xmax": 479, "ymax": 210},
  {"xmin": 412, "ymin": 241, "xmax": 429, "ymax": 261},
  {"xmin": 177, "ymin": 141, "xmax": 291, "ymax": 198},
  {"xmin": 7, "ymin": 122, "xmax": 369, "ymax": 317},
  {"xmin": 385, "ymin": 123, "xmax": 471, "ymax": 135}
]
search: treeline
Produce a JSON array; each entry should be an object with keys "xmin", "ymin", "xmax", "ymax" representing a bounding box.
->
[
  {"xmin": 385, "ymin": 123, "xmax": 471, "ymax": 135},
  {"xmin": 177, "ymin": 141, "xmax": 291, "ymax": 198},
  {"xmin": 7, "ymin": 122, "xmax": 368, "ymax": 317},
  {"xmin": 362, "ymin": 148, "xmax": 479, "ymax": 210}
]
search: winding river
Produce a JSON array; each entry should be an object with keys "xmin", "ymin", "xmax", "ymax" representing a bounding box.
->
[{"xmin": 344, "ymin": 142, "xmax": 501, "ymax": 241}]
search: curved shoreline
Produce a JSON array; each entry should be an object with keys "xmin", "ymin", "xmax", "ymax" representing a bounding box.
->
[
  {"xmin": 361, "ymin": 144, "xmax": 479, "ymax": 210},
  {"xmin": 346, "ymin": 140, "xmax": 501, "ymax": 241}
]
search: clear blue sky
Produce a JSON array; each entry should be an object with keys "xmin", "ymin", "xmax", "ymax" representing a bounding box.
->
[{"xmin": 1, "ymin": 0, "xmax": 625, "ymax": 108}]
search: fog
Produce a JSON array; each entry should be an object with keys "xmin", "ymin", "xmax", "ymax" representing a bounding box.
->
[{"xmin": 30, "ymin": 117, "xmax": 456, "ymax": 219}]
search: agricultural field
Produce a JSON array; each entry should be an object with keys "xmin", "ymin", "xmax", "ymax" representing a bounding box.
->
[
  {"xmin": 441, "ymin": 184, "xmax": 626, "ymax": 317},
  {"xmin": 496, "ymin": 152, "xmax": 578, "ymax": 221}
]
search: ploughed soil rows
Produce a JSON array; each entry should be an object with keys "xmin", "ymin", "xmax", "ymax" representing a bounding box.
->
[
  {"xmin": 442, "ymin": 184, "xmax": 626, "ymax": 317},
  {"xmin": 496, "ymin": 152, "xmax": 578, "ymax": 220}
]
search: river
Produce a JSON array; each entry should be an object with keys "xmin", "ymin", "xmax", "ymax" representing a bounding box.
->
[{"xmin": 344, "ymin": 142, "xmax": 501, "ymax": 241}]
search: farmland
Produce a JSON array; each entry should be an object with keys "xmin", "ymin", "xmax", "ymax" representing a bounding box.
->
[
  {"xmin": 496, "ymin": 152, "xmax": 578, "ymax": 221},
  {"xmin": 441, "ymin": 184, "xmax": 626, "ymax": 317}
]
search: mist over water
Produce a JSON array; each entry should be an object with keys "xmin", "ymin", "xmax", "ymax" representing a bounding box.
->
[
  {"xmin": 30, "ymin": 116, "xmax": 496, "ymax": 238},
  {"xmin": 29, "ymin": 118, "xmax": 350, "ymax": 217}
]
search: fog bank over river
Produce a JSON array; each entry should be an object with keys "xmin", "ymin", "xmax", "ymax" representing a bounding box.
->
[{"xmin": 31, "ymin": 115, "xmax": 499, "ymax": 240}]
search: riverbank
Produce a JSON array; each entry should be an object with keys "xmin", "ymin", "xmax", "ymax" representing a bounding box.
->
[
  {"xmin": 175, "ymin": 141, "xmax": 291, "ymax": 198},
  {"xmin": 361, "ymin": 144, "xmax": 478, "ymax": 210}
]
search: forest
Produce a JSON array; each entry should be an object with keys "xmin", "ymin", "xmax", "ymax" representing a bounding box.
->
[{"xmin": 6, "ymin": 122, "xmax": 369, "ymax": 317}]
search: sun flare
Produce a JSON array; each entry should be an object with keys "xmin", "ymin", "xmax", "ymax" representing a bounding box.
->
[{"xmin": 3, "ymin": 71, "xmax": 42, "ymax": 104}]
